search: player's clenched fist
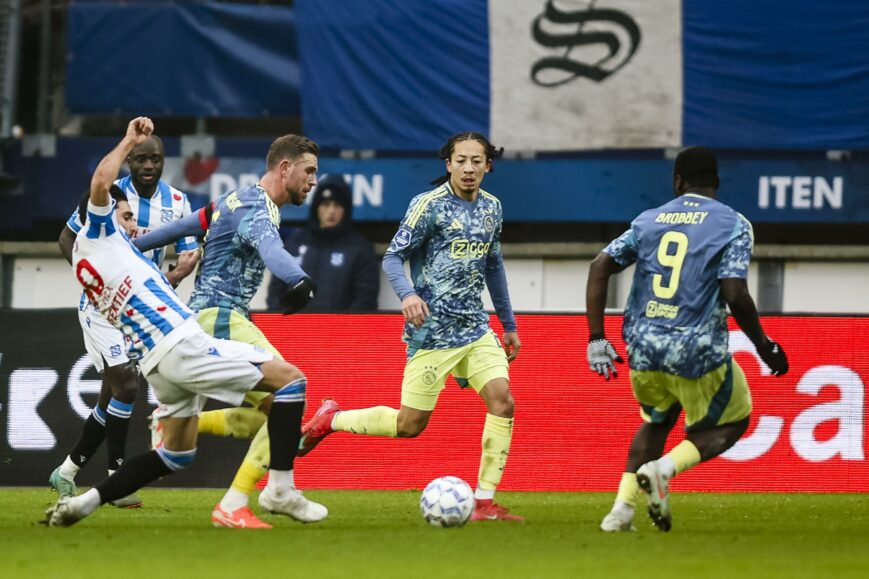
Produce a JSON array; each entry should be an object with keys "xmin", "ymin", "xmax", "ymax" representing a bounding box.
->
[
  {"xmin": 757, "ymin": 337, "xmax": 788, "ymax": 376},
  {"xmin": 401, "ymin": 294, "xmax": 430, "ymax": 328},
  {"xmin": 126, "ymin": 117, "xmax": 154, "ymax": 144}
]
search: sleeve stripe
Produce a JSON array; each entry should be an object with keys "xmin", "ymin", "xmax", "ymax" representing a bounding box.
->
[
  {"xmin": 479, "ymin": 189, "xmax": 500, "ymax": 204},
  {"xmin": 406, "ymin": 188, "xmax": 448, "ymax": 228}
]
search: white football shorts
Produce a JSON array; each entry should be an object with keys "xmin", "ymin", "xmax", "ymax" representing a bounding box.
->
[
  {"xmin": 78, "ymin": 296, "xmax": 129, "ymax": 372},
  {"xmin": 146, "ymin": 328, "xmax": 273, "ymax": 418}
]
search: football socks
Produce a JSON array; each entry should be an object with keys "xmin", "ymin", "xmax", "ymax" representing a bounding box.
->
[
  {"xmin": 615, "ymin": 472, "xmax": 642, "ymax": 508},
  {"xmin": 227, "ymin": 425, "xmax": 270, "ymax": 501},
  {"xmin": 333, "ymin": 406, "xmax": 399, "ymax": 437},
  {"xmin": 105, "ymin": 398, "xmax": 133, "ymax": 471},
  {"xmin": 199, "ymin": 407, "xmax": 267, "ymax": 440},
  {"xmin": 95, "ymin": 450, "xmax": 174, "ymax": 505},
  {"xmin": 664, "ymin": 440, "xmax": 702, "ymax": 476},
  {"xmin": 69, "ymin": 406, "xmax": 108, "ymax": 469},
  {"xmin": 266, "ymin": 399, "xmax": 305, "ymax": 471},
  {"xmin": 477, "ymin": 413, "xmax": 513, "ymax": 491}
]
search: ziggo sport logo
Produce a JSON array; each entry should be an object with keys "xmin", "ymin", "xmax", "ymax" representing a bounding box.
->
[{"xmin": 449, "ymin": 240, "xmax": 490, "ymax": 259}]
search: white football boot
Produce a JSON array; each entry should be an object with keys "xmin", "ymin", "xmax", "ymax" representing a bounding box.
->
[
  {"xmin": 44, "ymin": 497, "xmax": 87, "ymax": 528},
  {"xmin": 600, "ymin": 510, "xmax": 636, "ymax": 532},
  {"xmin": 636, "ymin": 460, "xmax": 672, "ymax": 532},
  {"xmin": 258, "ymin": 487, "xmax": 328, "ymax": 523}
]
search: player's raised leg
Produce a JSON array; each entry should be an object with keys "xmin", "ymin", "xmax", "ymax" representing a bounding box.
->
[
  {"xmin": 601, "ymin": 405, "xmax": 681, "ymax": 532},
  {"xmin": 45, "ymin": 415, "xmax": 200, "ymax": 527}
]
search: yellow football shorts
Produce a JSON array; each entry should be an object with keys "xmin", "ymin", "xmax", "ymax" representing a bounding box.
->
[
  {"xmin": 630, "ymin": 355, "xmax": 752, "ymax": 432},
  {"xmin": 196, "ymin": 306, "xmax": 282, "ymax": 409},
  {"xmin": 401, "ymin": 330, "xmax": 509, "ymax": 411}
]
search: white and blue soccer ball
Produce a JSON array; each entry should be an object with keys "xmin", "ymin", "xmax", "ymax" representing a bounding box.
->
[{"xmin": 419, "ymin": 476, "xmax": 474, "ymax": 527}]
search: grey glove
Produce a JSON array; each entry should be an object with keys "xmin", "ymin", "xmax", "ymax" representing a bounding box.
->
[{"xmin": 587, "ymin": 334, "xmax": 624, "ymax": 380}]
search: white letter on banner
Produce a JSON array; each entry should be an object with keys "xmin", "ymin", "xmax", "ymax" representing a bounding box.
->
[
  {"xmin": 721, "ymin": 331, "xmax": 783, "ymax": 461},
  {"xmin": 792, "ymin": 176, "xmax": 813, "ymax": 209},
  {"xmin": 354, "ymin": 174, "xmax": 382, "ymax": 207},
  {"xmin": 769, "ymin": 177, "xmax": 790, "ymax": 208},
  {"xmin": 68, "ymin": 355, "xmax": 101, "ymax": 419},
  {"xmin": 758, "ymin": 177, "xmax": 770, "ymax": 209},
  {"xmin": 8, "ymin": 369, "xmax": 57, "ymax": 450},
  {"xmin": 210, "ymin": 174, "xmax": 237, "ymax": 201},
  {"xmin": 814, "ymin": 177, "xmax": 842, "ymax": 209},
  {"xmin": 791, "ymin": 366, "xmax": 864, "ymax": 462}
]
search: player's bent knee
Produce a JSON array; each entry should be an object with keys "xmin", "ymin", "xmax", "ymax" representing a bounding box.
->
[
  {"xmin": 104, "ymin": 364, "xmax": 139, "ymax": 403},
  {"xmin": 156, "ymin": 446, "xmax": 197, "ymax": 472},
  {"xmin": 396, "ymin": 424, "xmax": 425, "ymax": 438},
  {"xmin": 396, "ymin": 411, "xmax": 429, "ymax": 438},
  {"xmin": 257, "ymin": 359, "xmax": 306, "ymax": 393}
]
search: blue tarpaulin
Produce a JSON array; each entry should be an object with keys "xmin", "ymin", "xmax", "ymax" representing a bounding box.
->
[
  {"xmin": 66, "ymin": 1, "xmax": 299, "ymax": 116},
  {"xmin": 683, "ymin": 0, "xmax": 869, "ymax": 149},
  {"xmin": 296, "ymin": 0, "xmax": 489, "ymax": 151}
]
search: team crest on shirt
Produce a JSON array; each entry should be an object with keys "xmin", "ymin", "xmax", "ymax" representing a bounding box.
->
[
  {"xmin": 330, "ymin": 252, "xmax": 345, "ymax": 267},
  {"xmin": 394, "ymin": 226, "xmax": 412, "ymax": 249},
  {"xmin": 483, "ymin": 215, "xmax": 495, "ymax": 232},
  {"xmin": 160, "ymin": 209, "xmax": 174, "ymax": 223},
  {"xmin": 110, "ymin": 344, "xmax": 122, "ymax": 357}
]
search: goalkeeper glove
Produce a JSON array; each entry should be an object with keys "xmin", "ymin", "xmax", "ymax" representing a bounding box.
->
[
  {"xmin": 757, "ymin": 337, "xmax": 788, "ymax": 376},
  {"xmin": 587, "ymin": 333, "xmax": 624, "ymax": 380},
  {"xmin": 280, "ymin": 276, "xmax": 317, "ymax": 314}
]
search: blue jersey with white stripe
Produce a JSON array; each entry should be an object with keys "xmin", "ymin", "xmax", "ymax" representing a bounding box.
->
[
  {"xmin": 604, "ymin": 193, "xmax": 753, "ymax": 378},
  {"xmin": 72, "ymin": 200, "xmax": 197, "ymax": 373},
  {"xmin": 385, "ymin": 183, "xmax": 506, "ymax": 351},
  {"xmin": 66, "ymin": 177, "xmax": 197, "ymax": 268}
]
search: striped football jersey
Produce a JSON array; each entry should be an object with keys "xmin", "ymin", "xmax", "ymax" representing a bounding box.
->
[{"xmin": 72, "ymin": 200, "xmax": 197, "ymax": 374}]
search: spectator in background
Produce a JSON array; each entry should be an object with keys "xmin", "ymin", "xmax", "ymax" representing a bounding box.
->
[{"xmin": 266, "ymin": 174, "xmax": 379, "ymax": 312}]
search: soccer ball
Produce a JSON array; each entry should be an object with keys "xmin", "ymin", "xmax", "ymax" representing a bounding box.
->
[{"xmin": 419, "ymin": 476, "xmax": 474, "ymax": 527}]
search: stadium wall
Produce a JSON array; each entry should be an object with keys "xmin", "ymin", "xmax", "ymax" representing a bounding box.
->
[
  {"xmin": 5, "ymin": 253, "xmax": 869, "ymax": 314},
  {"xmin": 1, "ymin": 311, "xmax": 866, "ymax": 492}
]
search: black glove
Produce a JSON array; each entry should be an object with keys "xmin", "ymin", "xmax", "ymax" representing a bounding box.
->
[
  {"xmin": 587, "ymin": 333, "xmax": 624, "ymax": 380},
  {"xmin": 757, "ymin": 338, "xmax": 788, "ymax": 376},
  {"xmin": 280, "ymin": 276, "xmax": 317, "ymax": 314}
]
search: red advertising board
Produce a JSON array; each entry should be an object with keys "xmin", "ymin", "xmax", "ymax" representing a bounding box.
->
[{"xmin": 254, "ymin": 314, "xmax": 869, "ymax": 493}]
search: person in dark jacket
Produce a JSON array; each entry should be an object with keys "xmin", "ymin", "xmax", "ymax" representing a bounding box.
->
[{"xmin": 266, "ymin": 174, "xmax": 379, "ymax": 312}]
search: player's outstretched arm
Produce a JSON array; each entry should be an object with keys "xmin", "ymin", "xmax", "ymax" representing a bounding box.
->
[
  {"xmin": 586, "ymin": 252, "xmax": 624, "ymax": 379},
  {"xmin": 90, "ymin": 117, "xmax": 153, "ymax": 207},
  {"xmin": 134, "ymin": 210, "xmax": 207, "ymax": 253},
  {"xmin": 721, "ymin": 278, "xmax": 789, "ymax": 376}
]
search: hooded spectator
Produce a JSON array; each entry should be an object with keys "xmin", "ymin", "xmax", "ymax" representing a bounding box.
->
[{"xmin": 266, "ymin": 174, "xmax": 379, "ymax": 312}]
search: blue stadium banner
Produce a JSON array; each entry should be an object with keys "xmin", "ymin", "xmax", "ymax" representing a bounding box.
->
[
  {"xmin": 4, "ymin": 138, "xmax": 868, "ymax": 227},
  {"xmin": 297, "ymin": 0, "xmax": 489, "ymax": 151},
  {"xmin": 683, "ymin": 1, "xmax": 869, "ymax": 150},
  {"xmin": 299, "ymin": 0, "xmax": 869, "ymax": 151},
  {"xmin": 66, "ymin": 1, "xmax": 299, "ymax": 116}
]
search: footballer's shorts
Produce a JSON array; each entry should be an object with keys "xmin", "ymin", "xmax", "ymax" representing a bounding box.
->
[
  {"xmin": 401, "ymin": 330, "xmax": 509, "ymax": 411},
  {"xmin": 78, "ymin": 294, "xmax": 129, "ymax": 372},
  {"xmin": 196, "ymin": 306, "xmax": 281, "ymax": 409},
  {"xmin": 147, "ymin": 328, "xmax": 273, "ymax": 419},
  {"xmin": 630, "ymin": 355, "xmax": 752, "ymax": 432}
]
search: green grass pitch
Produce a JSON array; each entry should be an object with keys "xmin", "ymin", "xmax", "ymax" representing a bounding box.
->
[{"xmin": 1, "ymin": 489, "xmax": 867, "ymax": 578}]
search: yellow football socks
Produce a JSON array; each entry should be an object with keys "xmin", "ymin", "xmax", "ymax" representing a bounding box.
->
[
  {"xmin": 229, "ymin": 425, "xmax": 270, "ymax": 496},
  {"xmin": 615, "ymin": 472, "xmax": 641, "ymax": 507},
  {"xmin": 198, "ymin": 408, "xmax": 266, "ymax": 440},
  {"xmin": 666, "ymin": 440, "xmax": 702, "ymax": 475},
  {"xmin": 333, "ymin": 406, "xmax": 399, "ymax": 437},
  {"xmin": 477, "ymin": 413, "xmax": 513, "ymax": 491}
]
